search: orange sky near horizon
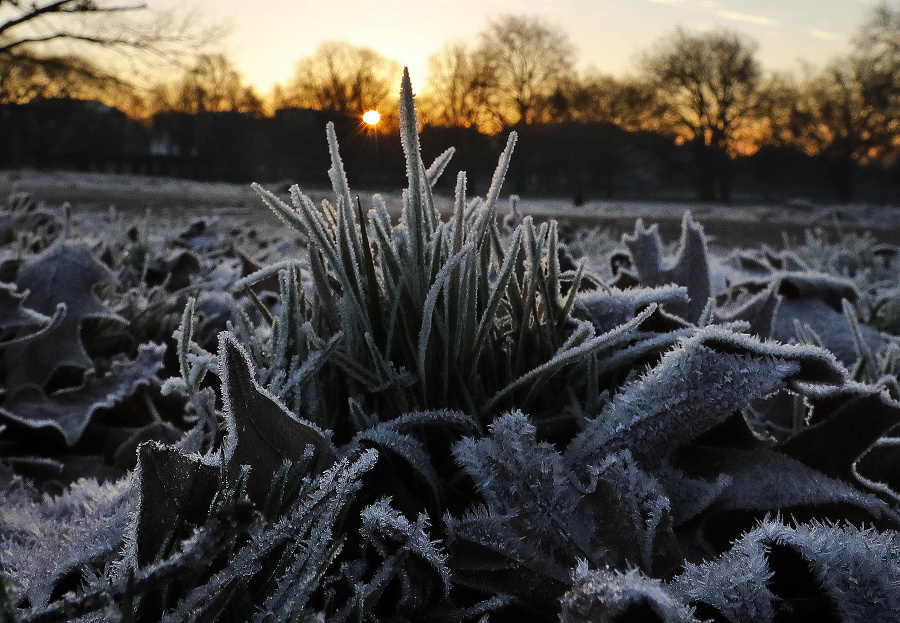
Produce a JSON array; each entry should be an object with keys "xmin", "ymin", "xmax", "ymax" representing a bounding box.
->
[{"xmin": 152, "ymin": 0, "xmax": 882, "ymax": 95}]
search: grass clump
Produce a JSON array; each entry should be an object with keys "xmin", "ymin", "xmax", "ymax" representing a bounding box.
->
[{"xmin": 249, "ymin": 69, "xmax": 635, "ymax": 438}]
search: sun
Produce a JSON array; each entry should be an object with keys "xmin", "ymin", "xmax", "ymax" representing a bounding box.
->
[{"xmin": 362, "ymin": 110, "xmax": 381, "ymax": 126}]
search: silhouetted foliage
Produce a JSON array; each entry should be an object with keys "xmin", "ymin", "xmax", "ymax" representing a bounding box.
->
[
  {"xmin": 280, "ymin": 41, "xmax": 402, "ymax": 116},
  {"xmin": 642, "ymin": 28, "xmax": 764, "ymax": 202}
]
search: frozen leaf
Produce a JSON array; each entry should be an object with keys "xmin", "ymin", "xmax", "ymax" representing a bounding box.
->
[
  {"xmin": 775, "ymin": 271, "xmax": 858, "ymax": 311},
  {"xmin": 672, "ymin": 520, "xmax": 900, "ymax": 623},
  {"xmin": 448, "ymin": 413, "xmax": 678, "ymax": 613},
  {"xmin": 714, "ymin": 283, "xmax": 780, "ymax": 338},
  {"xmin": 0, "ymin": 342, "xmax": 166, "ymax": 446},
  {"xmin": 175, "ymin": 218, "xmax": 222, "ymax": 250},
  {"xmin": 133, "ymin": 441, "xmax": 219, "ymax": 567},
  {"xmin": 780, "ymin": 385, "xmax": 900, "ymax": 484},
  {"xmin": 622, "ymin": 213, "xmax": 710, "ymax": 323},
  {"xmin": 568, "ymin": 327, "xmax": 845, "ymax": 468},
  {"xmin": 0, "ymin": 282, "xmax": 65, "ymax": 348},
  {"xmin": 0, "ymin": 283, "xmax": 52, "ymax": 332},
  {"xmin": 772, "ymin": 298, "xmax": 887, "ymax": 366},
  {"xmin": 573, "ymin": 285, "xmax": 689, "ymax": 334},
  {"xmin": 0, "ymin": 476, "xmax": 136, "ymax": 609},
  {"xmin": 143, "ymin": 249, "xmax": 201, "ymax": 292},
  {"xmin": 219, "ymin": 332, "xmax": 335, "ymax": 505},
  {"xmin": 677, "ymin": 446, "xmax": 897, "ymax": 554},
  {"xmin": 5, "ymin": 241, "xmax": 124, "ymax": 392},
  {"xmin": 670, "ymin": 528, "xmax": 776, "ymax": 623},
  {"xmin": 560, "ymin": 563, "xmax": 698, "ymax": 623}
]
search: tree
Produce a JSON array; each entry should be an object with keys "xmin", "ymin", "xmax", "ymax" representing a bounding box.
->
[
  {"xmin": 851, "ymin": 1, "xmax": 900, "ymax": 160},
  {"xmin": 0, "ymin": 0, "xmax": 215, "ymax": 64},
  {"xmin": 162, "ymin": 53, "xmax": 263, "ymax": 115},
  {"xmin": 564, "ymin": 72, "xmax": 656, "ymax": 130},
  {"xmin": 0, "ymin": 0, "xmax": 217, "ymax": 113},
  {"xmin": 0, "ymin": 52, "xmax": 124, "ymax": 104},
  {"xmin": 282, "ymin": 41, "xmax": 401, "ymax": 116},
  {"xmin": 475, "ymin": 15, "xmax": 576, "ymax": 127},
  {"xmin": 642, "ymin": 27, "xmax": 763, "ymax": 201},
  {"xmin": 420, "ymin": 41, "xmax": 500, "ymax": 132},
  {"xmin": 773, "ymin": 3, "xmax": 899, "ymax": 201}
]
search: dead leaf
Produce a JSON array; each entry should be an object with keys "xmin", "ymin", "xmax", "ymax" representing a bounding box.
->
[
  {"xmin": 0, "ymin": 343, "xmax": 166, "ymax": 446},
  {"xmin": 135, "ymin": 441, "xmax": 219, "ymax": 566},
  {"xmin": 622, "ymin": 214, "xmax": 711, "ymax": 323},
  {"xmin": 219, "ymin": 333, "xmax": 335, "ymax": 505},
  {"xmin": 5, "ymin": 241, "xmax": 124, "ymax": 393}
]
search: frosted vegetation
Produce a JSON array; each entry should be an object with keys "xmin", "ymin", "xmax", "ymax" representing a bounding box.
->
[{"xmin": 0, "ymin": 72, "xmax": 899, "ymax": 622}]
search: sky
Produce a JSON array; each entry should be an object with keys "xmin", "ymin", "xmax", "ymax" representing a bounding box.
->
[{"xmin": 152, "ymin": 0, "xmax": 883, "ymax": 94}]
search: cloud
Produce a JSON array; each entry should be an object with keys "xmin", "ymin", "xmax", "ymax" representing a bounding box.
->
[
  {"xmin": 715, "ymin": 10, "xmax": 779, "ymax": 27},
  {"xmin": 808, "ymin": 28, "xmax": 848, "ymax": 41}
]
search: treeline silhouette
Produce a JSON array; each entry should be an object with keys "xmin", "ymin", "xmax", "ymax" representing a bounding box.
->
[
  {"xmin": 2, "ymin": 98, "xmax": 897, "ymax": 204},
  {"xmin": 1, "ymin": 7, "xmax": 898, "ymax": 203}
]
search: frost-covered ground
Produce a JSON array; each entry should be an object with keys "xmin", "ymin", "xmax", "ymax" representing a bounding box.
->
[
  {"xmin": 3, "ymin": 169, "xmax": 899, "ymax": 251},
  {"xmin": 1, "ymin": 125, "xmax": 900, "ymax": 623}
]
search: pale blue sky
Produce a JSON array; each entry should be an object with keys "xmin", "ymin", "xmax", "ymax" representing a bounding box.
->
[{"xmin": 154, "ymin": 0, "xmax": 882, "ymax": 94}]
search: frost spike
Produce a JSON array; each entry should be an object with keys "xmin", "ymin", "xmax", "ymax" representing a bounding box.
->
[{"xmin": 399, "ymin": 67, "xmax": 427, "ymax": 268}]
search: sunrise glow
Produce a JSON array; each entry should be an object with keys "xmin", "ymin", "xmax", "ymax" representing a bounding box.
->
[{"xmin": 363, "ymin": 110, "xmax": 381, "ymax": 126}]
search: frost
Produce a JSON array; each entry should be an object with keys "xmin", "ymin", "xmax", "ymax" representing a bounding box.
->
[
  {"xmin": 0, "ymin": 342, "xmax": 166, "ymax": 445},
  {"xmin": 4, "ymin": 241, "xmax": 125, "ymax": 393},
  {"xmin": 0, "ymin": 476, "xmax": 136, "ymax": 609},
  {"xmin": 567, "ymin": 326, "xmax": 844, "ymax": 468},
  {"xmin": 561, "ymin": 564, "xmax": 698, "ymax": 623},
  {"xmin": 672, "ymin": 520, "xmax": 900, "ymax": 622},
  {"xmin": 622, "ymin": 213, "xmax": 710, "ymax": 323},
  {"xmin": 218, "ymin": 332, "xmax": 335, "ymax": 504}
]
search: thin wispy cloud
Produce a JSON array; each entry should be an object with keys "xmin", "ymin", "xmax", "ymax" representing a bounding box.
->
[
  {"xmin": 716, "ymin": 10, "xmax": 780, "ymax": 27},
  {"xmin": 808, "ymin": 28, "xmax": 848, "ymax": 41}
]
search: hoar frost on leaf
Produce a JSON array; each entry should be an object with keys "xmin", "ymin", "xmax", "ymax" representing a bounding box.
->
[
  {"xmin": 0, "ymin": 342, "xmax": 166, "ymax": 446},
  {"xmin": 4, "ymin": 241, "xmax": 125, "ymax": 393},
  {"xmin": 218, "ymin": 332, "xmax": 336, "ymax": 504},
  {"xmin": 448, "ymin": 411, "xmax": 678, "ymax": 611},
  {"xmin": 0, "ymin": 476, "xmax": 136, "ymax": 610},
  {"xmin": 567, "ymin": 326, "xmax": 846, "ymax": 468},
  {"xmin": 672, "ymin": 519, "xmax": 900, "ymax": 623},
  {"xmin": 560, "ymin": 563, "xmax": 699, "ymax": 623},
  {"xmin": 622, "ymin": 213, "xmax": 710, "ymax": 324}
]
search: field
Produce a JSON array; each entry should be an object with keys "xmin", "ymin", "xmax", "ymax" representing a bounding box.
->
[
  {"xmin": 4, "ymin": 168, "xmax": 900, "ymax": 251},
  {"xmin": 1, "ymin": 107, "xmax": 900, "ymax": 623}
]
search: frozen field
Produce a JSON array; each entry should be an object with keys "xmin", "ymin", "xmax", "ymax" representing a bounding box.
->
[
  {"xmin": 1, "ymin": 159, "xmax": 900, "ymax": 622},
  {"xmin": 2, "ymin": 169, "xmax": 898, "ymax": 250}
]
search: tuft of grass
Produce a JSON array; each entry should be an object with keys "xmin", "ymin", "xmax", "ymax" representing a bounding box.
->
[{"xmin": 251, "ymin": 69, "xmax": 637, "ymax": 436}]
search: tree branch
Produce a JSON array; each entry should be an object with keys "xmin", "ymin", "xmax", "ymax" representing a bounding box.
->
[{"xmin": 0, "ymin": 1, "xmax": 146, "ymax": 38}]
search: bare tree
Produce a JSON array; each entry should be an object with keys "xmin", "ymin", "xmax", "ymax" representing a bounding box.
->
[
  {"xmin": 475, "ymin": 15, "xmax": 576, "ymax": 127},
  {"xmin": 0, "ymin": 52, "xmax": 124, "ymax": 104},
  {"xmin": 852, "ymin": 1, "xmax": 900, "ymax": 157},
  {"xmin": 282, "ymin": 41, "xmax": 401, "ymax": 116},
  {"xmin": 642, "ymin": 27, "xmax": 763, "ymax": 201},
  {"xmin": 0, "ymin": 1, "xmax": 214, "ymax": 62},
  {"xmin": 162, "ymin": 53, "xmax": 263, "ymax": 115},
  {"xmin": 783, "ymin": 61, "xmax": 892, "ymax": 201},
  {"xmin": 0, "ymin": 0, "xmax": 220, "ymax": 114},
  {"xmin": 565, "ymin": 72, "xmax": 656, "ymax": 130},
  {"xmin": 770, "ymin": 3, "xmax": 899, "ymax": 201},
  {"xmin": 420, "ymin": 40, "xmax": 499, "ymax": 132}
]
